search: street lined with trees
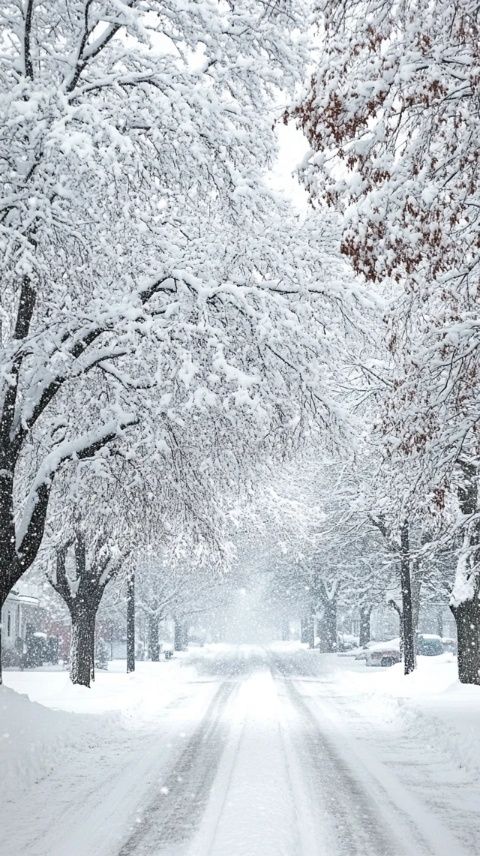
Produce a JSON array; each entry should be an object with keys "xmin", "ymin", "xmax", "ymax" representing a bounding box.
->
[
  {"xmin": 0, "ymin": 0, "xmax": 478, "ymax": 687},
  {"xmin": 1, "ymin": 2, "xmax": 480, "ymax": 853}
]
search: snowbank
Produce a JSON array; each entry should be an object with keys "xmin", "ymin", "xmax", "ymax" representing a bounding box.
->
[
  {"xmin": 3, "ymin": 657, "xmax": 197, "ymax": 726},
  {"xmin": 0, "ymin": 656, "xmax": 199, "ymax": 804},
  {"xmin": 0, "ymin": 685, "xmax": 112, "ymax": 804},
  {"xmin": 337, "ymin": 655, "xmax": 480, "ymax": 778},
  {"xmin": 270, "ymin": 645, "xmax": 480, "ymax": 783}
]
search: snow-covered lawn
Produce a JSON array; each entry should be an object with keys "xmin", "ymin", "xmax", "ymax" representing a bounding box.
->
[{"xmin": 2, "ymin": 656, "xmax": 198, "ymax": 722}]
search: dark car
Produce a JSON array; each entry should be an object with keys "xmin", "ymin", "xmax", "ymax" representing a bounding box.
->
[{"xmin": 417, "ymin": 634, "xmax": 444, "ymax": 656}]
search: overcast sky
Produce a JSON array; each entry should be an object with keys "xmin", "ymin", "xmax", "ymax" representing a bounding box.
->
[{"xmin": 269, "ymin": 122, "xmax": 310, "ymax": 210}]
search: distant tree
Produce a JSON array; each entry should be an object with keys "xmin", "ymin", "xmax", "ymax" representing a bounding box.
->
[
  {"xmin": 293, "ymin": 0, "xmax": 480, "ymax": 682},
  {"xmin": 136, "ymin": 547, "xmax": 230, "ymax": 660}
]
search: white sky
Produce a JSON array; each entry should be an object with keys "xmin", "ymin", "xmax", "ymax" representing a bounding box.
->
[{"xmin": 269, "ymin": 122, "xmax": 310, "ymax": 210}]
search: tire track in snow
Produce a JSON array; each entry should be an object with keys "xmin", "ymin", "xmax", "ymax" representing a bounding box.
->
[
  {"xmin": 270, "ymin": 670, "xmax": 331, "ymax": 856},
  {"xmin": 277, "ymin": 672, "xmax": 397, "ymax": 856},
  {"xmin": 271, "ymin": 652, "xmax": 471, "ymax": 856},
  {"xmin": 117, "ymin": 679, "xmax": 238, "ymax": 856},
  {"xmin": 187, "ymin": 682, "xmax": 250, "ymax": 856},
  {"xmin": 189, "ymin": 655, "xmax": 316, "ymax": 856}
]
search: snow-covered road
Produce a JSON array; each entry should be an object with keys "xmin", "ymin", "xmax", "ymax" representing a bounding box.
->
[{"xmin": 3, "ymin": 645, "xmax": 480, "ymax": 856}]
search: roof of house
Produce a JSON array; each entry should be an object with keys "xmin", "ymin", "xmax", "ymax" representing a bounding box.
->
[{"xmin": 5, "ymin": 589, "xmax": 40, "ymax": 607}]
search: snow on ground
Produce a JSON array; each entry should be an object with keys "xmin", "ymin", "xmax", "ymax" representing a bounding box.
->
[
  {"xmin": 0, "ymin": 656, "xmax": 201, "ymax": 802},
  {"xmin": 2, "ymin": 644, "xmax": 480, "ymax": 856},
  {"xmin": 0, "ymin": 653, "xmax": 220, "ymax": 856},
  {"xmin": 0, "ymin": 684, "xmax": 109, "ymax": 805},
  {"xmin": 324, "ymin": 651, "xmax": 480, "ymax": 779},
  {"xmin": 3, "ymin": 656, "xmax": 199, "ymax": 723},
  {"xmin": 273, "ymin": 645, "xmax": 480, "ymax": 854}
]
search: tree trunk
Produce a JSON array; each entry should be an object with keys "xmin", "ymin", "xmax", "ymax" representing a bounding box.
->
[
  {"xmin": 70, "ymin": 611, "xmax": 95, "ymax": 687},
  {"xmin": 436, "ymin": 607, "xmax": 444, "ymax": 639},
  {"xmin": 300, "ymin": 615, "xmax": 309, "ymax": 644},
  {"xmin": 451, "ymin": 597, "xmax": 480, "ymax": 685},
  {"xmin": 0, "ymin": 583, "xmax": 8, "ymax": 684},
  {"xmin": 359, "ymin": 605, "xmax": 372, "ymax": 648},
  {"xmin": 174, "ymin": 618, "xmax": 183, "ymax": 652},
  {"xmin": 452, "ymin": 462, "xmax": 480, "ymax": 684},
  {"xmin": 388, "ymin": 598, "xmax": 403, "ymax": 647},
  {"xmin": 400, "ymin": 519, "xmax": 416, "ymax": 675},
  {"xmin": 411, "ymin": 564, "xmax": 422, "ymax": 635},
  {"xmin": 127, "ymin": 573, "xmax": 135, "ymax": 673},
  {"xmin": 90, "ymin": 620, "xmax": 95, "ymax": 683},
  {"xmin": 148, "ymin": 614, "xmax": 160, "ymax": 661},
  {"xmin": 307, "ymin": 607, "xmax": 315, "ymax": 649},
  {"xmin": 318, "ymin": 598, "xmax": 337, "ymax": 652}
]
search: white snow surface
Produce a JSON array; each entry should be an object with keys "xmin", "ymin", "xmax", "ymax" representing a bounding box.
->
[{"xmin": 1, "ymin": 645, "xmax": 480, "ymax": 856}]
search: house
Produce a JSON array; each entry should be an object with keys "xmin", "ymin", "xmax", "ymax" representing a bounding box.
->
[{"xmin": 1, "ymin": 586, "xmax": 44, "ymax": 652}]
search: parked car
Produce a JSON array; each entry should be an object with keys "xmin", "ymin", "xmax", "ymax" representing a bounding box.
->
[
  {"xmin": 442, "ymin": 637, "xmax": 458, "ymax": 655},
  {"xmin": 337, "ymin": 633, "xmax": 360, "ymax": 652},
  {"xmin": 365, "ymin": 638, "xmax": 401, "ymax": 667},
  {"xmin": 416, "ymin": 634, "xmax": 444, "ymax": 656},
  {"xmin": 366, "ymin": 633, "xmax": 447, "ymax": 668}
]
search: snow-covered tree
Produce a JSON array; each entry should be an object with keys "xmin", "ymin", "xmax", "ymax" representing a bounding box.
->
[
  {"xmin": 0, "ymin": 0, "xmax": 363, "ymax": 679},
  {"xmin": 293, "ymin": 0, "xmax": 479, "ymax": 290},
  {"xmin": 49, "ymin": 528, "xmax": 128, "ymax": 686},
  {"xmin": 293, "ymin": 0, "xmax": 480, "ymax": 681}
]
